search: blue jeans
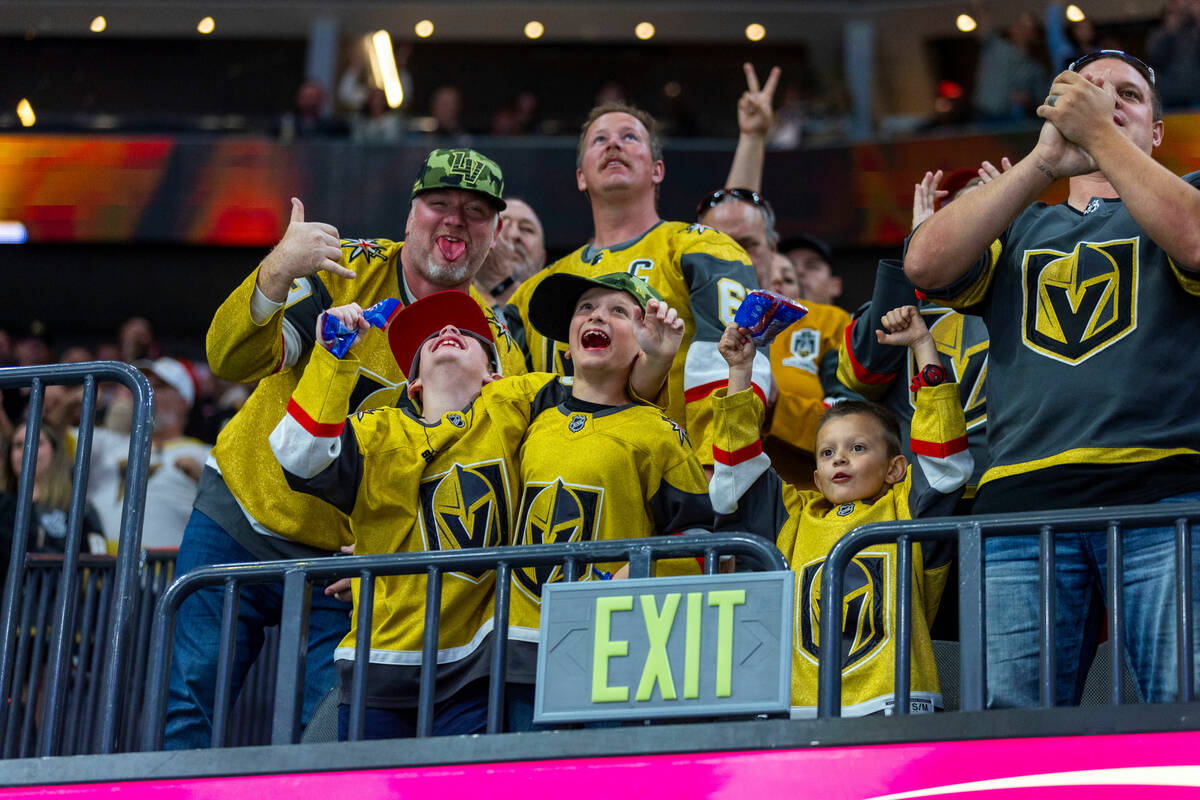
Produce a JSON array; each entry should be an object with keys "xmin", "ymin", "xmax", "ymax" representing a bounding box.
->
[
  {"xmin": 163, "ymin": 510, "xmax": 351, "ymax": 749},
  {"xmin": 985, "ymin": 491, "xmax": 1200, "ymax": 707},
  {"xmin": 336, "ymin": 679, "xmax": 492, "ymax": 740}
]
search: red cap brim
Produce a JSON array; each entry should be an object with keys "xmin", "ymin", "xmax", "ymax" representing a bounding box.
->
[{"xmin": 386, "ymin": 290, "xmax": 495, "ymax": 377}]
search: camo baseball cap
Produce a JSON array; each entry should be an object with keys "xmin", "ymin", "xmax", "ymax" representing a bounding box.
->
[
  {"xmin": 528, "ymin": 272, "xmax": 663, "ymax": 343},
  {"xmin": 411, "ymin": 148, "xmax": 506, "ymax": 210}
]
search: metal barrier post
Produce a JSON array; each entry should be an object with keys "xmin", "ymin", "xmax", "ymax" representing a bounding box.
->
[
  {"xmin": 1177, "ymin": 517, "xmax": 1195, "ymax": 703},
  {"xmin": 1038, "ymin": 524, "xmax": 1057, "ymax": 708},
  {"xmin": 0, "ymin": 382, "xmax": 44, "ymax": 751},
  {"xmin": 1107, "ymin": 522, "xmax": 1125, "ymax": 706},
  {"xmin": 271, "ymin": 569, "xmax": 312, "ymax": 745},
  {"xmin": 958, "ymin": 521, "xmax": 985, "ymax": 712}
]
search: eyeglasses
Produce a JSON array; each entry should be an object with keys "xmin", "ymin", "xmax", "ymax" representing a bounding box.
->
[
  {"xmin": 696, "ymin": 187, "xmax": 770, "ymax": 217},
  {"xmin": 1068, "ymin": 49, "xmax": 1155, "ymax": 86}
]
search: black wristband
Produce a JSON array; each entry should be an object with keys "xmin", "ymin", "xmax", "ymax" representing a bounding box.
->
[{"xmin": 490, "ymin": 275, "xmax": 516, "ymax": 298}]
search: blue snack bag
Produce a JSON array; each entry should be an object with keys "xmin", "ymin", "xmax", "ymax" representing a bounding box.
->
[
  {"xmin": 733, "ymin": 290, "xmax": 808, "ymax": 345},
  {"xmin": 320, "ymin": 297, "xmax": 401, "ymax": 358}
]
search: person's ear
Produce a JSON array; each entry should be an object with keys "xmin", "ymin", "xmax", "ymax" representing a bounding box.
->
[
  {"xmin": 886, "ymin": 454, "xmax": 908, "ymax": 486},
  {"xmin": 651, "ymin": 160, "xmax": 665, "ymax": 185},
  {"xmin": 576, "ymin": 167, "xmax": 588, "ymax": 193},
  {"xmin": 406, "ymin": 377, "xmax": 423, "ymax": 402},
  {"xmin": 832, "ymin": 275, "xmax": 844, "ymax": 299},
  {"xmin": 1152, "ymin": 119, "xmax": 1164, "ymax": 148},
  {"xmin": 481, "ymin": 371, "xmax": 503, "ymax": 386}
]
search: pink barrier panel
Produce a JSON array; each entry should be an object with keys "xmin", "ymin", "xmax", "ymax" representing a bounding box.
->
[{"xmin": 3, "ymin": 730, "xmax": 1199, "ymax": 799}]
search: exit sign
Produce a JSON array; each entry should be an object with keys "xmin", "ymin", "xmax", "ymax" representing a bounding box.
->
[{"xmin": 534, "ymin": 572, "xmax": 793, "ymax": 724}]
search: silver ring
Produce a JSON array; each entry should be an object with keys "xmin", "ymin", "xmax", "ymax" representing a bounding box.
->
[{"xmin": 1046, "ymin": 95, "xmax": 1058, "ymax": 108}]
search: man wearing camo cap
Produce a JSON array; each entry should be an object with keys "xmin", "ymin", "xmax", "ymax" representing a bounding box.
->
[{"xmin": 165, "ymin": 148, "xmax": 526, "ymax": 749}]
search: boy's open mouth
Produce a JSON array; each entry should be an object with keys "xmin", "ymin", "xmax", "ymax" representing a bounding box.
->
[
  {"xmin": 832, "ymin": 472, "xmax": 851, "ymax": 483},
  {"xmin": 580, "ymin": 329, "xmax": 611, "ymax": 350}
]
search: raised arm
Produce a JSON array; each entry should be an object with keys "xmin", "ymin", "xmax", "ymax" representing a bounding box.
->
[
  {"xmin": 904, "ymin": 119, "xmax": 1092, "ymax": 290},
  {"xmin": 1039, "ymin": 68, "xmax": 1200, "ymax": 270},
  {"xmin": 724, "ymin": 63, "xmax": 780, "ymax": 193},
  {"xmin": 207, "ymin": 198, "xmax": 351, "ymax": 381}
]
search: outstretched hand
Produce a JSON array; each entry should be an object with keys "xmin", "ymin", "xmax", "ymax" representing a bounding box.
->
[
  {"xmin": 635, "ymin": 298, "xmax": 685, "ymax": 366},
  {"xmin": 912, "ymin": 170, "xmax": 948, "ymax": 230},
  {"xmin": 718, "ymin": 323, "xmax": 756, "ymax": 395},
  {"xmin": 738, "ymin": 63, "xmax": 782, "ymax": 137},
  {"xmin": 258, "ymin": 198, "xmax": 355, "ymax": 302},
  {"xmin": 977, "ymin": 157, "xmax": 1012, "ymax": 184}
]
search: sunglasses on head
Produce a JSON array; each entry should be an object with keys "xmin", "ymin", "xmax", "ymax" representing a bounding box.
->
[
  {"xmin": 696, "ymin": 187, "xmax": 769, "ymax": 217},
  {"xmin": 1068, "ymin": 50, "xmax": 1155, "ymax": 86}
]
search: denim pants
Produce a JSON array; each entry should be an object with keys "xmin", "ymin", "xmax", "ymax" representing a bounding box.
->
[
  {"xmin": 163, "ymin": 510, "xmax": 351, "ymax": 749},
  {"xmin": 985, "ymin": 491, "xmax": 1200, "ymax": 707}
]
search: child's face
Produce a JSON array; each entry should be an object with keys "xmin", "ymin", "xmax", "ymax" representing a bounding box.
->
[
  {"xmin": 567, "ymin": 287, "xmax": 643, "ymax": 372},
  {"xmin": 813, "ymin": 413, "xmax": 906, "ymax": 506},
  {"xmin": 407, "ymin": 325, "xmax": 496, "ymax": 402}
]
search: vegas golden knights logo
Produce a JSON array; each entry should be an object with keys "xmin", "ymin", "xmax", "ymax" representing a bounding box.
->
[
  {"xmin": 418, "ymin": 461, "xmax": 510, "ymax": 581},
  {"xmin": 909, "ymin": 309, "xmax": 988, "ymax": 430},
  {"xmin": 347, "ymin": 370, "xmax": 405, "ymax": 416},
  {"xmin": 797, "ymin": 554, "xmax": 890, "ymax": 670},
  {"xmin": 513, "ymin": 479, "xmax": 602, "ymax": 598},
  {"xmin": 1022, "ymin": 238, "xmax": 1138, "ymax": 365}
]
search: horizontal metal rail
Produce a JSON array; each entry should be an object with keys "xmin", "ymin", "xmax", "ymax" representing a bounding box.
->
[
  {"xmin": 141, "ymin": 532, "xmax": 788, "ymax": 750},
  {"xmin": 817, "ymin": 502, "xmax": 1200, "ymax": 718}
]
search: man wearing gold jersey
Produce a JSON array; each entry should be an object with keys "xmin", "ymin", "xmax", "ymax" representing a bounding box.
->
[
  {"xmin": 505, "ymin": 104, "xmax": 769, "ymax": 469},
  {"xmin": 165, "ymin": 148, "xmax": 524, "ymax": 749}
]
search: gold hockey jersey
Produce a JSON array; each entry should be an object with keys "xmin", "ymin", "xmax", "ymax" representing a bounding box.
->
[
  {"xmin": 504, "ymin": 221, "xmax": 770, "ymax": 465},
  {"xmin": 506, "ymin": 395, "xmax": 715, "ymax": 681},
  {"xmin": 269, "ymin": 344, "xmax": 554, "ymax": 706},
  {"xmin": 200, "ymin": 237, "xmax": 527, "ymax": 557},
  {"xmin": 709, "ymin": 384, "xmax": 972, "ymax": 716}
]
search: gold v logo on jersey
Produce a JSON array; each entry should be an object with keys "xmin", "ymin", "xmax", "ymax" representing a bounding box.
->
[
  {"xmin": 1021, "ymin": 238, "xmax": 1138, "ymax": 365},
  {"xmin": 418, "ymin": 460, "xmax": 510, "ymax": 582},
  {"xmin": 797, "ymin": 554, "xmax": 890, "ymax": 670},
  {"xmin": 347, "ymin": 368, "xmax": 405, "ymax": 415},
  {"xmin": 911, "ymin": 309, "xmax": 988, "ymax": 430},
  {"xmin": 513, "ymin": 479, "xmax": 602, "ymax": 597}
]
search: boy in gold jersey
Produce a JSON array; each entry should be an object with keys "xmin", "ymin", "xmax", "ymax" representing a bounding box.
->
[
  {"xmin": 505, "ymin": 272, "xmax": 715, "ymax": 726},
  {"xmin": 271, "ymin": 284, "xmax": 686, "ymax": 738},
  {"xmin": 710, "ymin": 306, "xmax": 973, "ymax": 717}
]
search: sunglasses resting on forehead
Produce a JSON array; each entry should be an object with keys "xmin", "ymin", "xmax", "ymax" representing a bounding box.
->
[
  {"xmin": 1068, "ymin": 50, "xmax": 1156, "ymax": 87},
  {"xmin": 696, "ymin": 187, "xmax": 773, "ymax": 217}
]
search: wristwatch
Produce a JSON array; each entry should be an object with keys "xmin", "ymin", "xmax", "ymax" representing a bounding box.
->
[{"xmin": 910, "ymin": 363, "xmax": 948, "ymax": 392}]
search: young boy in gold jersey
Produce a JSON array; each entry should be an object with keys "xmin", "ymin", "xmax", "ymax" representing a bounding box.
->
[
  {"xmin": 504, "ymin": 272, "xmax": 717, "ymax": 726},
  {"xmin": 270, "ymin": 284, "xmax": 686, "ymax": 738},
  {"xmin": 711, "ymin": 306, "xmax": 973, "ymax": 717}
]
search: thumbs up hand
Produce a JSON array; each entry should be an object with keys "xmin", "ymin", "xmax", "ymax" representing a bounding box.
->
[{"xmin": 257, "ymin": 198, "xmax": 355, "ymax": 302}]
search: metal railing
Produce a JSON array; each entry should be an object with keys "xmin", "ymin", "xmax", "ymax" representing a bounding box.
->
[
  {"xmin": 816, "ymin": 503, "xmax": 1200, "ymax": 717},
  {"xmin": 140, "ymin": 532, "xmax": 788, "ymax": 750},
  {"xmin": 0, "ymin": 361, "xmax": 153, "ymax": 756}
]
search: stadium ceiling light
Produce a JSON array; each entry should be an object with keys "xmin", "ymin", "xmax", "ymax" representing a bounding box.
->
[
  {"xmin": 635, "ymin": 21, "xmax": 655, "ymax": 40},
  {"xmin": 90, "ymin": 16, "xmax": 106, "ymax": 33},
  {"xmin": 524, "ymin": 20, "xmax": 544, "ymax": 39},
  {"xmin": 956, "ymin": 13, "xmax": 977, "ymax": 33},
  {"xmin": 0, "ymin": 221, "xmax": 27, "ymax": 244},
  {"xmin": 745, "ymin": 23, "xmax": 765, "ymax": 42},
  {"xmin": 16, "ymin": 98, "xmax": 35, "ymax": 127},
  {"xmin": 1065, "ymin": 4, "xmax": 1086, "ymax": 22},
  {"xmin": 415, "ymin": 19, "xmax": 434, "ymax": 38},
  {"xmin": 197, "ymin": 16, "xmax": 215, "ymax": 34},
  {"xmin": 371, "ymin": 30, "xmax": 405, "ymax": 109}
]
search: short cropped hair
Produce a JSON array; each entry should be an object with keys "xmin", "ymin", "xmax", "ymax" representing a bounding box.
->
[
  {"xmin": 577, "ymin": 102, "xmax": 664, "ymax": 169},
  {"xmin": 816, "ymin": 400, "xmax": 902, "ymax": 459}
]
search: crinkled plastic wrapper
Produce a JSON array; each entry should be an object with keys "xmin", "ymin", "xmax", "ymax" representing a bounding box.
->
[
  {"xmin": 733, "ymin": 290, "xmax": 808, "ymax": 345},
  {"xmin": 321, "ymin": 297, "xmax": 400, "ymax": 358}
]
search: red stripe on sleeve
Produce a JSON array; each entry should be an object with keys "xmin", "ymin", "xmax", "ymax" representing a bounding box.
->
[
  {"xmin": 286, "ymin": 398, "xmax": 345, "ymax": 438},
  {"xmin": 845, "ymin": 322, "xmax": 896, "ymax": 386},
  {"xmin": 909, "ymin": 434, "xmax": 968, "ymax": 458},
  {"xmin": 712, "ymin": 439, "xmax": 763, "ymax": 466}
]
